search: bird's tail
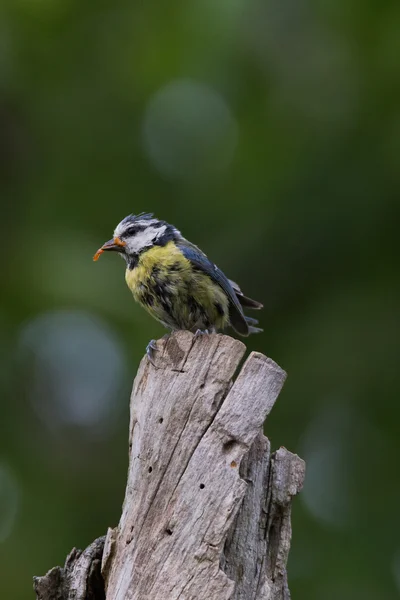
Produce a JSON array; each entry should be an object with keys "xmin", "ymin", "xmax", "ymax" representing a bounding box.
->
[
  {"xmin": 238, "ymin": 294, "xmax": 263, "ymax": 310},
  {"xmin": 245, "ymin": 315, "xmax": 263, "ymax": 334},
  {"xmin": 228, "ymin": 279, "xmax": 263, "ymax": 310}
]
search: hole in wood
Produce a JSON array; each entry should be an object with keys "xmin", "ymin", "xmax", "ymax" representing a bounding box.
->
[
  {"xmin": 148, "ymin": 466, "xmax": 153, "ymax": 473},
  {"xmin": 223, "ymin": 440, "xmax": 237, "ymax": 453},
  {"xmin": 199, "ymin": 483, "xmax": 205, "ymax": 489},
  {"xmin": 165, "ymin": 528, "xmax": 173, "ymax": 536},
  {"xmin": 158, "ymin": 417, "xmax": 164, "ymax": 424}
]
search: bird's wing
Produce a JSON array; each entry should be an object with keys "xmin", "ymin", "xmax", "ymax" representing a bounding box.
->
[
  {"xmin": 228, "ymin": 278, "xmax": 263, "ymax": 310},
  {"xmin": 228, "ymin": 278, "xmax": 242, "ymax": 293},
  {"xmin": 177, "ymin": 240, "xmax": 250, "ymax": 335}
]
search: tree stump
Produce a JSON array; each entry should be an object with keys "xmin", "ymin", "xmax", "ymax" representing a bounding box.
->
[{"xmin": 34, "ymin": 332, "xmax": 305, "ymax": 600}]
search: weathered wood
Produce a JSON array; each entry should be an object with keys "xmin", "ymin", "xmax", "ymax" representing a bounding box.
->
[
  {"xmin": 33, "ymin": 536, "xmax": 105, "ymax": 600},
  {"xmin": 33, "ymin": 332, "xmax": 305, "ymax": 600},
  {"xmin": 221, "ymin": 443, "xmax": 305, "ymax": 599}
]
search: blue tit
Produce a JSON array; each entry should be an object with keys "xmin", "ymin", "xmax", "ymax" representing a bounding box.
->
[{"xmin": 94, "ymin": 213, "xmax": 262, "ymax": 361}]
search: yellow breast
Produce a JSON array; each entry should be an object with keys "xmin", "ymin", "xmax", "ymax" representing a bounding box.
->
[
  {"xmin": 124, "ymin": 241, "xmax": 229, "ymax": 332},
  {"xmin": 125, "ymin": 242, "xmax": 191, "ymax": 293}
]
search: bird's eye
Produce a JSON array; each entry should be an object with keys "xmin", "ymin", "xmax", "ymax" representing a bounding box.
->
[
  {"xmin": 125, "ymin": 225, "xmax": 146, "ymax": 237},
  {"xmin": 123, "ymin": 227, "xmax": 136, "ymax": 237}
]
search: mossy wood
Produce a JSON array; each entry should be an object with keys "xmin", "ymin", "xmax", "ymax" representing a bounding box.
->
[{"xmin": 34, "ymin": 332, "xmax": 305, "ymax": 600}]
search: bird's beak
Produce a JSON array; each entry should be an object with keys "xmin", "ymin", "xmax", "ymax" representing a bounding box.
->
[{"xmin": 93, "ymin": 237, "xmax": 126, "ymax": 261}]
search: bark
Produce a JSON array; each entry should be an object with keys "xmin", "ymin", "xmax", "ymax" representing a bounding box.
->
[
  {"xmin": 34, "ymin": 332, "xmax": 305, "ymax": 600},
  {"xmin": 34, "ymin": 536, "xmax": 105, "ymax": 600}
]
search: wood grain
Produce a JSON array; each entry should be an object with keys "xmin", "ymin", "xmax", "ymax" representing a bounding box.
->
[
  {"xmin": 102, "ymin": 332, "xmax": 304, "ymax": 600},
  {"xmin": 34, "ymin": 332, "xmax": 305, "ymax": 600}
]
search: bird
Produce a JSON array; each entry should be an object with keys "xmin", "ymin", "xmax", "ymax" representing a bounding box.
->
[{"xmin": 93, "ymin": 213, "xmax": 263, "ymax": 363}]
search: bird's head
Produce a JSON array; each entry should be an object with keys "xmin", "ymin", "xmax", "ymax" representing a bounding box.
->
[{"xmin": 94, "ymin": 213, "xmax": 180, "ymax": 268}]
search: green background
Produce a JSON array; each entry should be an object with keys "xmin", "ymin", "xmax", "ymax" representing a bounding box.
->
[{"xmin": 1, "ymin": 0, "xmax": 399, "ymax": 598}]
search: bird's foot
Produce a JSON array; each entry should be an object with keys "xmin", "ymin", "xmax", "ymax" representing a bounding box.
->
[
  {"xmin": 146, "ymin": 339, "xmax": 158, "ymax": 367},
  {"xmin": 193, "ymin": 329, "xmax": 210, "ymax": 340}
]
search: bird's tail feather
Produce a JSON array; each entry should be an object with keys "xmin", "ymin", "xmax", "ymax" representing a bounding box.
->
[
  {"xmin": 245, "ymin": 315, "xmax": 263, "ymax": 334},
  {"xmin": 248, "ymin": 325, "xmax": 263, "ymax": 334},
  {"xmin": 237, "ymin": 293, "xmax": 263, "ymax": 310},
  {"xmin": 228, "ymin": 279, "xmax": 263, "ymax": 310}
]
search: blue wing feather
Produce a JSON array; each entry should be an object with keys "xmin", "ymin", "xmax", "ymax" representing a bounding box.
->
[{"xmin": 177, "ymin": 240, "xmax": 250, "ymax": 335}]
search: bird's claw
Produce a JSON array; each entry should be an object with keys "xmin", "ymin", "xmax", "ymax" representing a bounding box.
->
[
  {"xmin": 193, "ymin": 329, "xmax": 210, "ymax": 340},
  {"xmin": 146, "ymin": 339, "xmax": 158, "ymax": 367}
]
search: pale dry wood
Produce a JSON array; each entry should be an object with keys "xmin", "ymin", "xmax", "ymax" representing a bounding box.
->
[
  {"xmin": 221, "ymin": 432, "xmax": 271, "ymax": 598},
  {"xmin": 33, "ymin": 536, "xmax": 105, "ymax": 600},
  {"xmin": 33, "ymin": 331, "xmax": 305, "ymax": 600},
  {"xmin": 102, "ymin": 331, "xmax": 301, "ymax": 600},
  {"xmin": 222, "ymin": 442, "xmax": 305, "ymax": 600}
]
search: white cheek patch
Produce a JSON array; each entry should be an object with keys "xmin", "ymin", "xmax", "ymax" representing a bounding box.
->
[
  {"xmin": 113, "ymin": 223, "xmax": 125, "ymax": 239},
  {"xmin": 127, "ymin": 225, "xmax": 167, "ymax": 254},
  {"xmin": 114, "ymin": 219, "xmax": 135, "ymax": 239}
]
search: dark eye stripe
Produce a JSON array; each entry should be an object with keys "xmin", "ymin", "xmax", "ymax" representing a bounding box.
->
[{"xmin": 124, "ymin": 224, "xmax": 147, "ymax": 236}]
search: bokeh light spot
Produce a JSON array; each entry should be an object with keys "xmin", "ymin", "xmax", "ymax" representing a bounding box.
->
[
  {"xmin": 142, "ymin": 79, "xmax": 238, "ymax": 180},
  {"xmin": 0, "ymin": 463, "xmax": 19, "ymax": 543},
  {"xmin": 392, "ymin": 549, "xmax": 400, "ymax": 594},
  {"xmin": 18, "ymin": 310, "xmax": 126, "ymax": 436},
  {"xmin": 300, "ymin": 403, "xmax": 357, "ymax": 528}
]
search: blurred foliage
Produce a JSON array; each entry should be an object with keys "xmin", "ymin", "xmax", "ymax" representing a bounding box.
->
[{"xmin": 0, "ymin": 0, "xmax": 399, "ymax": 598}]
